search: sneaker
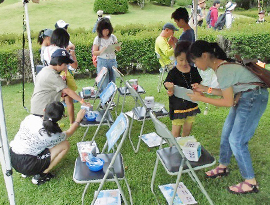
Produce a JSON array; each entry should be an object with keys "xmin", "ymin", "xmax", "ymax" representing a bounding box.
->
[
  {"xmin": 31, "ymin": 173, "xmax": 55, "ymax": 185},
  {"xmin": 21, "ymin": 174, "xmax": 28, "ymax": 178}
]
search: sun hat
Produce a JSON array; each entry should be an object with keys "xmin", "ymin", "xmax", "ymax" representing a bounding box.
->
[
  {"xmin": 162, "ymin": 23, "xmax": 179, "ymax": 31},
  {"xmin": 226, "ymin": 2, "xmax": 237, "ymax": 11},
  {"xmin": 55, "ymin": 20, "xmax": 69, "ymax": 29},
  {"xmin": 198, "ymin": 0, "xmax": 206, "ymax": 4},
  {"xmin": 258, "ymin": 10, "xmax": 265, "ymax": 14}
]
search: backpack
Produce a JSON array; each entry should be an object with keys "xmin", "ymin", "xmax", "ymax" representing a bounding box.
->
[
  {"xmin": 214, "ymin": 12, "xmax": 226, "ymax": 30},
  {"xmin": 91, "ymin": 35, "xmax": 117, "ymax": 67},
  {"xmin": 206, "ymin": 9, "xmax": 212, "ymax": 25}
]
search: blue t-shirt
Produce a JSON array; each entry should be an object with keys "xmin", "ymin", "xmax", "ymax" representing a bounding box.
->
[{"xmin": 179, "ymin": 29, "xmax": 195, "ymax": 43}]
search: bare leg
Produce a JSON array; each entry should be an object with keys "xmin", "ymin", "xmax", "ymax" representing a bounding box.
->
[
  {"xmin": 172, "ymin": 125, "xmax": 181, "ymax": 138},
  {"xmin": 65, "ymin": 96, "xmax": 75, "ymax": 124},
  {"xmin": 43, "ymin": 140, "xmax": 70, "ymax": 173},
  {"xmin": 182, "ymin": 122, "xmax": 193, "ymax": 137}
]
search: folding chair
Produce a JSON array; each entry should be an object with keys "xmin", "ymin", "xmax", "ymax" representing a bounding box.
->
[
  {"xmin": 73, "ymin": 113, "xmax": 133, "ymax": 205},
  {"xmin": 112, "ymin": 66, "xmax": 146, "ymax": 115},
  {"xmin": 79, "ymin": 67, "xmax": 108, "ymax": 103},
  {"xmin": 80, "ymin": 82, "xmax": 117, "ymax": 142},
  {"xmin": 149, "ymin": 111, "xmax": 216, "ymax": 205},
  {"xmin": 124, "ymin": 81, "xmax": 168, "ymax": 153}
]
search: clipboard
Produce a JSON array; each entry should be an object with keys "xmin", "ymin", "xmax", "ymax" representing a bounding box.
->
[
  {"xmin": 102, "ymin": 42, "xmax": 122, "ymax": 54},
  {"xmin": 173, "ymin": 85, "xmax": 197, "ymax": 103}
]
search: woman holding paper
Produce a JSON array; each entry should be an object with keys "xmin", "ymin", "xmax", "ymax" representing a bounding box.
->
[
  {"xmin": 164, "ymin": 41, "xmax": 202, "ymax": 138},
  {"xmin": 187, "ymin": 40, "xmax": 268, "ymax": 194},
  {"xmin": 92, "ymin": 17, "xmax": 121, "ymax": 92}
]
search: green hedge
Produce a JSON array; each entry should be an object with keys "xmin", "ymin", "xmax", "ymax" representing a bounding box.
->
[
  {"xmin": 1, "ymin": 21, "xmax": 270, "ymax": 83},
  {"xmin": 93, "ymin": 0, "xmax": 128, "ymax": 14}
]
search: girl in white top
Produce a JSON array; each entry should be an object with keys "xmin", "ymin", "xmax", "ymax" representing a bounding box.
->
[
  {"xmin": 10, "ymin": 101, "xmax": 86, "ymax": 185},
  {"xmin": 92, "ymin": 17, "xmax": 121, "ymax": 92},
  {"xmin": 37, "ymin": 28, "xmax": 53, "ymax": 63}
]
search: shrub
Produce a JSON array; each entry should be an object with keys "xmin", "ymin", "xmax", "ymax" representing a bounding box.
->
[
  {"xmin": 1, "ymin": 21, "xmax": 270, "ymax": 83},
  {"xmin": 151, "ymin": 0, "xmax": 173, "ymax": 6},
  {"xmin": 94, "ymin": 0, "xmax": 128, "ymax": 14}
]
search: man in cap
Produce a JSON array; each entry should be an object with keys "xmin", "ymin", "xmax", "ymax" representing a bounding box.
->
[
  {"xmin": 171, "ymin": 7, "xmax": 195, "ymax": 43},
  {"xmin": 31, "ymin": 49, "xmax": 90, "ymax": 117},
  {"xmin": 155, "ymin": 23, "xmax": 178, "ymax": 68},
  {"xmin": 256, "ymin": 10, "xmax": 267, "ymax": 23},
  {"xmin": 197, "ymin": 0, "xmax": 206, "ymax": 26},
  {"xmin": 92, "ymin": 10, "xmax": 104, "ymax": 33}
]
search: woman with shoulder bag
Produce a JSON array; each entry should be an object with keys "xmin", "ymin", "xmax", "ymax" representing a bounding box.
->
[{"xmin": 187, "ymin": 40, "xmax": 268, "ymax": 194}]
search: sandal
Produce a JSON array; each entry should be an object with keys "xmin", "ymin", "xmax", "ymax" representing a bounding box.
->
[
  {"xmin": 205, "ymin": 166, "xmax": 229, "ymax": 178},
  {"xmin": 227, "ymin": 181, "xmax": 259, "ymax": 194}
]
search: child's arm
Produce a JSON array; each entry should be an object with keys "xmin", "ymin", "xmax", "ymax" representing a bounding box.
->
[
  {"xmin": 62, "ymin": 87, "xmax": 92, "ymax": 107},
  {"xmin": 164, "ymin": 82, "xmax": 174, "ymax": 96},
  {"xmin": 64, "ymin": 109, "xmax": 86, "ymax": 138},
  {"xmin": 92, "ymin": 44, "xmax": 107, "ymax": 56}
]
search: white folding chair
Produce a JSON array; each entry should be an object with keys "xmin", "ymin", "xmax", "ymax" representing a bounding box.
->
[
  {"xmin": 79, "ymin": 67, "xmax": 108, "ymax": 103},
  {"xmin": 124, "ymin": 81, "xmax": 168, "ymax": 153},
  {"xmin": 112, "ymin": 66, "xmax": 146, "ymax": 115},
  {"xmin": 149, "ymin": 111, "xmax": 216, "ymax": 205},
  {"xmin": 80, "ymin": 82, "xmax": 117, "ymax": 142},
  {"xmin": 73, "ymin": 113, "xmax": 133, "ymax": 205}
]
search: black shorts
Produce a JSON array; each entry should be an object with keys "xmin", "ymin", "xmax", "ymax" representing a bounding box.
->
[{"xmin": 10, "ymin": 148, "xmax": 51, "ymax": 176}]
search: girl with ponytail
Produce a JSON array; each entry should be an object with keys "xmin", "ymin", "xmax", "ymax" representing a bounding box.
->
[
  {"xmin": 187, "ymin": 40, "xmax": 268, "ymax": 194},
  {"xmin": 10, "ymin": 101, "xmax": 86, "ymax": 185},
  {"xmin": 37, "ymin": 28, "xmax": 53, "ymax": 63}
]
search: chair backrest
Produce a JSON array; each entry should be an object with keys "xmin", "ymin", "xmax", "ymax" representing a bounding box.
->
[
  {"xmin": 112, "ymin": 66, "xmax": 124, "ymax": 81},
  {"xmin": 125, "ymin": 80, "xmax": 146, "ymax": 108},
  {"xmin": 99, "ymin": 82, "xmax": 117, "ymax": 106},
  {"xmin": 105, "ymin": 113, "xmax": 129, "ymax": 152},
  {"xmin": 149, "ymin": 110, "xmax": 177, "ymax": 146},
  {"xmin": 95, "ymin": 67, "xmax": 108, "ymax": 84}
]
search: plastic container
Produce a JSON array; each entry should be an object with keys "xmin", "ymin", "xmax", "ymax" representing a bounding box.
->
[
  {"xmin": 86, "ymin": 157, "xmax": 104, "ymax": 172},
  {"xmin": 85, "ymin": 111, "xmax": 97, "ymax": 122}
]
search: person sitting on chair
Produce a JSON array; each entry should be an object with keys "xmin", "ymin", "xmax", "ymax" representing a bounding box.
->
[
  {"xmin": 155, "ymin": 23, "xmax": 178, "ymax": 69},
  {"xmin": 10, "ymin": 101, "xmax": 86, "ymax": 185}
]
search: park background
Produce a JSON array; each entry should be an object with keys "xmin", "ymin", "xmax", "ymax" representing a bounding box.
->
[{"xmin": 0, "ymin": 0, "xmax": 270, "ymax": 204}]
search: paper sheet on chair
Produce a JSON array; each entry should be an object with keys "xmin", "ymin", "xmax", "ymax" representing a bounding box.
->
[
  {"xmin": 141, "ymin": 132, "xmax": 166, "ymax": 147},
  {"xmin": 173, "ymin": 85, "xmax": 196, "ymax": 103},
  {"xmin": 159, "ymin": 183, "xmax": 197, "ymax": 205},
  {"xmin": 94, "ymin": 189, "xmax": 121, "ymax": 205}
]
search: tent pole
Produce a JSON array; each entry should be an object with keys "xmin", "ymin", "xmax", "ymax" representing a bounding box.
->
[
  {"xmin": 23, "ymin": 0, "xmax": 36, "ymax": 84},
  {"xmin": 0, "ymin": 82, "xmax": 16, "ymax": 205}
]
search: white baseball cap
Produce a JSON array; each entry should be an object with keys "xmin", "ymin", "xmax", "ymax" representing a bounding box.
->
[
  {"xmin": 97, "ymin": 10, "xmax": 103, "ymax": 16},
  {"xmin": 55, "ymin": 20, "xmax": 69, "ymax": 29}
]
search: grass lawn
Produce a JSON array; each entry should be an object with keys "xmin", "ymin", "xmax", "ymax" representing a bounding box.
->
[
  {"xmin": 1, "ymin": 73, "xmax": 270, "ymax": 205},
  {"xmin": 0, "ymin": 0, "xmax": 179, "ymax": 35}
]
